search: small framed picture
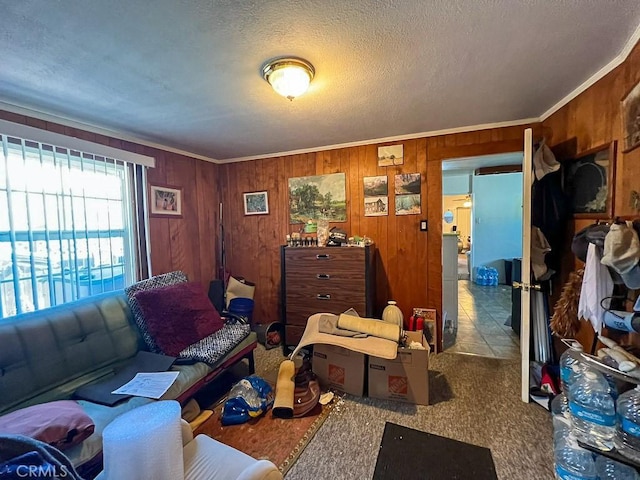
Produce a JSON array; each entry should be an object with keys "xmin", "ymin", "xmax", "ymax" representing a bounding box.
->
[
  {"xmin": 243, "ymin": 191, "xmax": 269, "ymax": 215},
  {"xmin": 149, "ymin": 184, "xmax": 182, "ymax": 217},
  {"xmin": 562, "ymin": 141, "xmax": 616, "ymax": 218},
  {"xmin": 621, "ymin": 79, "xmax": 640, "ymax": 153},
  {"xmin": 377, "ymin": 144, "xmax": 404, "ymax": 166}
]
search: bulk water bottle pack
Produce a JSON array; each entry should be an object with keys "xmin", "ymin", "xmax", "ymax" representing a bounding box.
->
[
  {"xmin": 475, "ymin": 266, "xmax": 498, "ymax": 286},
  {"xmin": 553, "ymin": 340, "xmax": 640, "ymax": 479}
]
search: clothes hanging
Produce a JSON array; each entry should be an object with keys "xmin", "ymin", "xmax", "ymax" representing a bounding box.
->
[
  {"xmin": 531, "ymin": 226, "xmax": 553, "ymax": 281},
  {"xmin": 578, "ymin": 243, "xmax": 613, "ymax": 334},
  {"xmin": 531, "ymin": 169, "xmax": 571, "ymax": 278}
]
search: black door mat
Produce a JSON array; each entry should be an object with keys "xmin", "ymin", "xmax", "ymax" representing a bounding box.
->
[{"xmin": 373, "ymin": 422, "xmax": 498, "ymax": 480}]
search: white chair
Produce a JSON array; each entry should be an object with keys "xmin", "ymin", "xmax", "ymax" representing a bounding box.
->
[{"xmin": 98, "ymin": 401, "xmax": 282, "ymax": 480}]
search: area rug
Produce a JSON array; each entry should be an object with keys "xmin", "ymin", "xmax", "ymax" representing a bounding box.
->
[
  {"xmin": 194, "ymin": 397, "xmax": 337, "ymax": 475},
  {"xmin": 372, "ymin": 422, "xmax": 498, "ymax": 480}
]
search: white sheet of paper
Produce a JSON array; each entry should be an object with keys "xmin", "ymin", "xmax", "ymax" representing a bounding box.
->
[{"xmin": 111, "ymin": 371, "xmax": 180, "ymax": 399}]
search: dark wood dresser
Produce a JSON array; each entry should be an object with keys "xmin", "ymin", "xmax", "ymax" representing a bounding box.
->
[{"xmin": 280, "ymin": 245, "xmax": 376, "ymax": 349}]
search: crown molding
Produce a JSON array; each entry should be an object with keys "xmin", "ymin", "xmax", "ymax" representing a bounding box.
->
[
  {"xmin": 220, "ymin": 118, "xmax": 539, "ymax": 163},
  {"xmin": 539, "ymin": 22, "xmax": 640, "ymax": 121},
  {"xmin": 0, "ymin": 118, "xmax": 155, "ymax": 167},
  {"xmin": 0, "ymin": 100, "xmax": 220, "ymax": 164}
]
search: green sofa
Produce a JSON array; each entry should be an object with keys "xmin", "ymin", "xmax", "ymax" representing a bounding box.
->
[{"xmin": 0, "ymin": 290, "xmax": 257, "ymax": 476}]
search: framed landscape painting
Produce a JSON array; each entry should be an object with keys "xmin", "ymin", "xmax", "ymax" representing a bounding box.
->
[
  {"xmin": 288, "ymin": 173, "xmax": 346, "ymax": 223},
  {"xmin": 378, "ymin": 144, "xmax": 404, "ymax": 166},
  {"xmin": 363, "ymin": 175, "xmax": 388, "ymax": 197},
  {"xmin": 243, "ymin": 191, "xmax": 269, "ymax": 215},
  {"xmin": 364, "ymin": 196, "xmax": 389, "ymax": 216},
  {"xmin": 150, "ymin": 184, "xmax": 182, "ymax": 217},
  {"xmin": 395, "ymin": 173, "xmax": 421, "ymax": 194}
]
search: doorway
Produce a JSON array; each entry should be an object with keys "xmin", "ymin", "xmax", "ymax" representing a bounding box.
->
[{"xmin": 441, "ymin": 153, "xmax": 523, "ymax": 359}]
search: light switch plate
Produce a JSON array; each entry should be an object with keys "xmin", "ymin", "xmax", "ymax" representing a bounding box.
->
[{"xmin": 420, "ymin": 220, "xmax": 428, "ymax": 231}]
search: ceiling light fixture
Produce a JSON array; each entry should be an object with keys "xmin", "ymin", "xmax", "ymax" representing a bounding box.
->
[{"xmin": 262, "ymin": 57, "xmax": 315, "ymax": 101}]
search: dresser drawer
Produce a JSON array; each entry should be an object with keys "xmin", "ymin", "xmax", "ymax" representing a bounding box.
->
[
  {"xmin": 283, "ymin": 247, "xmax": 365, "ymax": 273},
  {"xmin": 286, "ymin": 297, "xmax": 367, "ymax": 325},
  {"xmin": 285, "ymin": 269, "xmax": 365, "ymax": 286},
  {"xmin": 285, "ymin": 281, "xmax": 365, "ymax": 303}
]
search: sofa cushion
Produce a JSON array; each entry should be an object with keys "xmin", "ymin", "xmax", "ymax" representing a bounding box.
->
[
  {"xmin": 133, "ymin": 282, "xmax": 224, "ymax": 357},
  {"xmin": 177, "ymin": 323, "xmax": 251, "ymax": 366},
  {"xmin": 125, "ymin": 271, "xmax": 188, "ymax": 353},
  {"xmin": 0, "ymin": 292, "xmax": 139, "ymax": 416},
  {"xmin": 0, "ymin": 400, "xmax": 95, "ymax": 451}
]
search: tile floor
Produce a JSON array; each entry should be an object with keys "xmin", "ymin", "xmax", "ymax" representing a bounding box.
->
[{"xmin": 443, "ymin": 279, "xmax": 520, "ymax": 360}]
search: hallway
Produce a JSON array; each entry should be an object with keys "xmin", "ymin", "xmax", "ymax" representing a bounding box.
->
[{"xmin": 444, "ymin": 280, "xmax": 520, "ymax": 359}]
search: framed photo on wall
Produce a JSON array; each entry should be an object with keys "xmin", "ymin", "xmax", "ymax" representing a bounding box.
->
[
  {"xmin": 149, "ymin": 184, "xmax": 183, "ymax": 217},
  {"xmin": 377, "ymin": 144, "xmax": 404, "ymax": 166},
  {"xmin": 243, "ymin": 191, "xmax": 269, "ymax": 215},
  {"xmin": 562, "ymin": 141, "xmax": 617, "ymax": 218},
  {"xmin": 622, "ymin": 79, "xmax": 640, "ymax": 153}
]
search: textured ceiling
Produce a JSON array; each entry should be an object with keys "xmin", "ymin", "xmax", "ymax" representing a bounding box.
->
[{"xmin": 1, "ymin": 1, "xmax": 639, "ymax": 162}]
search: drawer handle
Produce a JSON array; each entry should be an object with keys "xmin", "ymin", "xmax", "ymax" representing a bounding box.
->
[
  {"xmin": 316, "ymin": 254, "xmax": 330, "ymax": 259},
  {"xmin": 316, "ymin": 294, "xmax": 331, "ymax": 300},
  {"xmin": 316, "ymin": 274, "xmax": 331, "ymax": 280}
]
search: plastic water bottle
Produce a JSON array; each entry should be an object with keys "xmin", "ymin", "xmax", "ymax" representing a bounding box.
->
[
  {"xmin": 560, "ymin": 341, "xmax": 584, "ymax": 394},
  {"xmin": 476, "ymin": 266, "xmax": 486, "ymax": 285},
  {"xmin": 569, "ymin": 369, "xmax": 616, "ymax": 450},
  {"xmin": 487, "ymin": 267, "xmax": 498, "ymax": 287},
  {"xmin": 615, "ymin": 385, "xmax": 640, "ymax": 464},
  {"xmin": 558, "ymin": 341, "xmax": 585, "ymax": 418},
  {"xmin": 491, "ymin": 267, "xmax": 499, "ymax": 286},
  {"xmin": 594, "ymin": 454, "xmax": 639, "ymax": 479},
  {"xmin": 551, "ymin": 393, "xmax": 571, "ymax": 422},
  {"xmin": 553, "ymin": 434, "xmax": 597, "ymax": 480},
  {"xmin": 552, "ymin": 414, "xmax": 572, "ymax": 447}
]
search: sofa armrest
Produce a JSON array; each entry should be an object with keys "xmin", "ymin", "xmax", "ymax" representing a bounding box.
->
[
  {"xmin": 181, "ymin": 419, "xmax": 194, "ymax": 446},
  {"xmin": 236, "ymin": 460, "xmax": 282, "ymax": 480},
  {"xmin": 184, "ymin": 435, "xmax": 281, "ymax": 480}
]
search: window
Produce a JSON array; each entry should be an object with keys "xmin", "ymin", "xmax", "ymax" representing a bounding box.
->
[{"xmin": 0, "ymin": 129, "xmax": 150, "ymax": 319}]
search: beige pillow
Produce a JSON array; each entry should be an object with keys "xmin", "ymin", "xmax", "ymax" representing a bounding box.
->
[{"xmin": 226, "ymin": 276, "xmax": 255, "ymax": 308}]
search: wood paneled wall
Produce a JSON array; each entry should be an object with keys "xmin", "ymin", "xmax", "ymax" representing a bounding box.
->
[
  {"xmin": 219, "ymin": 125, "xmax": 541, "ymax": 350},
  {"xmin": 0, "ymin": 110, "xmax": 219, "ymax": 287},
  {"xmin": 218, "ymin": 143, "xmax": 429, "ymax": 329},
  {"xmin": 542, "ymin": 40, "xmax": 640, "ymax": 349},
  {"xmin": 543, "ymin": 41, "xmax": 640, "ymax": 220}
]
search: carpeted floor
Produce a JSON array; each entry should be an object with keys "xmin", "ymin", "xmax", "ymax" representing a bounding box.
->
[{"xmin": 223, "ymin": 345, "xmax": 554, "ymax": 480}]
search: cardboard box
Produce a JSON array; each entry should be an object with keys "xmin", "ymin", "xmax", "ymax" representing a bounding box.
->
[
  {"xmin": 367, "ymin": 331, "xmax": 430, "ymax": 405},
  {"xmin": 312, "ymin": 344, "xmax": 366, "ymax": 396}
]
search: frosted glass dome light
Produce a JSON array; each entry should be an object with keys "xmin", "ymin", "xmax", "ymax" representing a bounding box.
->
[{"xmin": 262, "ymin": 58, "xmax": 315, "ymax": 101}]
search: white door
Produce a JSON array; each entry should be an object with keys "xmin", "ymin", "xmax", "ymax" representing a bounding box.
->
[
  {"xmin": 456, "ymin": 207, "xmax": 472, "ymax": 250},
  {"xmin": 520, "ymin": 128, "xmax": 533, "ymax": 403}
]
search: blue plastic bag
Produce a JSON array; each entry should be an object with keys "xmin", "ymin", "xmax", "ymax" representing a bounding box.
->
[{"xmin": 221, "ymin": 375, "xmax": 274, "ymax": 426}]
